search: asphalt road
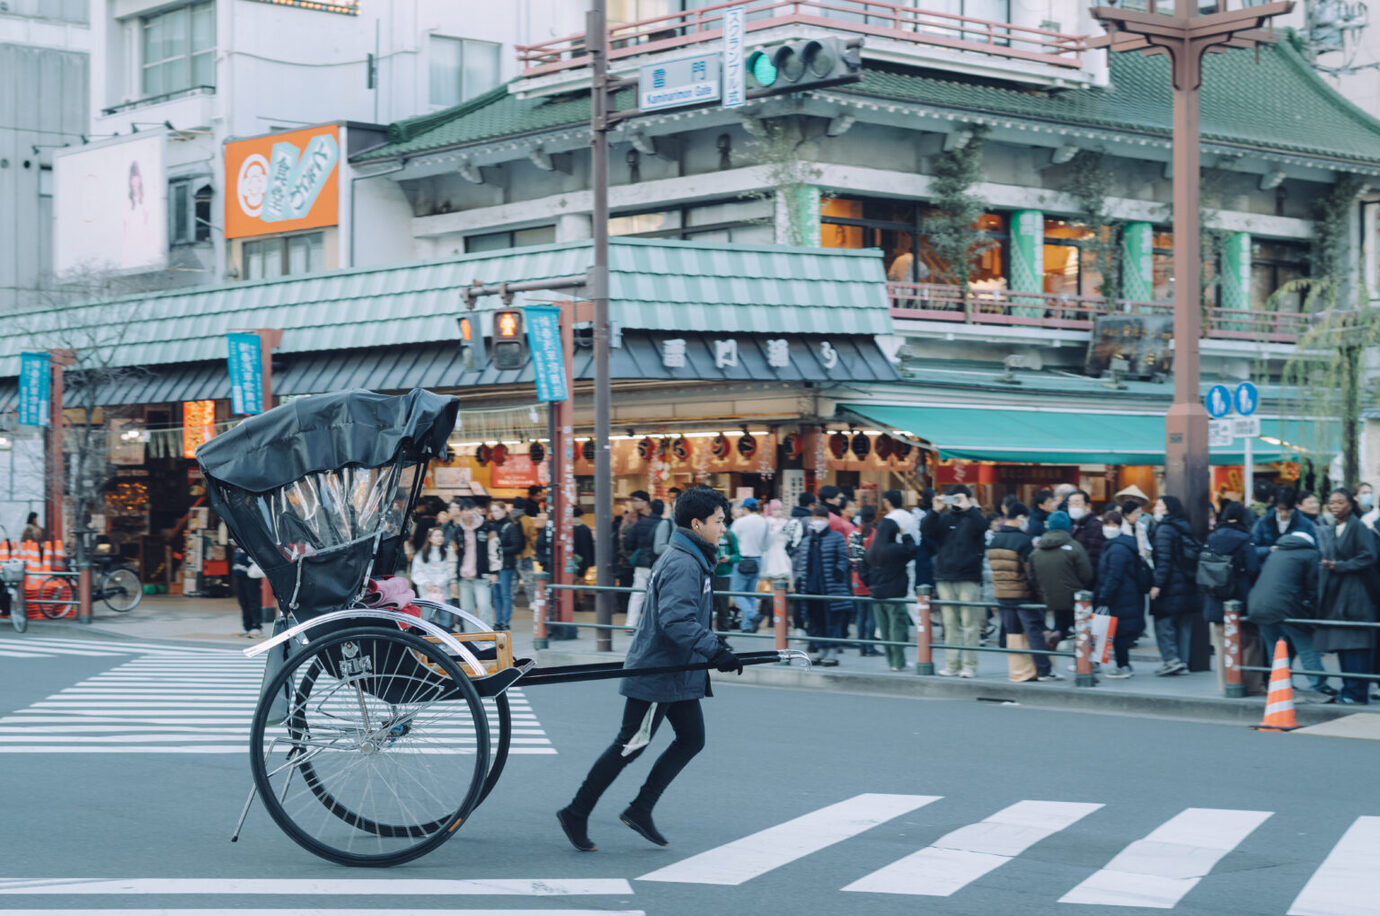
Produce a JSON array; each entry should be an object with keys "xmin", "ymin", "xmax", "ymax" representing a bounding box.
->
[{"xmin": 0, "ymin": 631, "xmax": 1376, "ymax": 916}]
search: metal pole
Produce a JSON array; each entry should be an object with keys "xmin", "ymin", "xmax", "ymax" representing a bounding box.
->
[{"xmin": 589, "ymin": 2, "xmax": 614, "ymax": 652}]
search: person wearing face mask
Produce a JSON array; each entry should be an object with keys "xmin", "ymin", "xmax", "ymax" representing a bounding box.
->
[
  {"xmin": 1063, "ymin": 490, "xmax": 1106, "ymax": 586},
  {"xmin": 1121, "ymin": 500, "xmax": 1153, "ymax": 563},
  {"xmin": 1028, "ymin": 510, "xmax": 1093, "ymax": 653},
  {"xmin": 1315, "ymin": 488, "xmax": 1378, "ymax": 704},
  {"xmin": 921, "ymin": 485, "xmax": 989, "ymax": 677},
  {"xmin": 792, "ymin": 505, "xmax": 853, "ymax": 665},
  {"xmin": 1201, "ymin": 501, "xmax": 1264, "ymax": 694},
  {"xmin": 1148, "ymin": 496, "xmax": 1198, "ymax": 675},
  {"xmin": 987, "ymin": 501, "xmax": 1056, "ymax": 681},
  {"xmin": 1250, "ymin": 485, "xmax": 1316, "ymax": 563},
  {"xmin": 1095, "ymin": 509, "xmax": 1151, "ymax": 678},
  {"xmin": 1357, "ymin": 482, "xmax": 1380, "ymax": 532}
]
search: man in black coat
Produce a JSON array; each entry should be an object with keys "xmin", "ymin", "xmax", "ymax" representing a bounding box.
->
[
  {"xmin": 622, "ymin": 491, "xmax": 661, "ymax": 630},
  {"xmin": 1250, "ymin": 485, "xmax": 1317, "ymax": 562},
  {"xmin": 1028, "ymin": 489, "xmax": 1056, "ymax": 540},
  {"xmin": 1247, "ymin": 531, "xmax": 1329, "ymax": 695},
  {"xmin": 558, "ymin": 486, "xmax": 742, "ymax": 852},
  {"xmin": 921, "ymin": 485, "xmax": 988, "ymax": 677}
]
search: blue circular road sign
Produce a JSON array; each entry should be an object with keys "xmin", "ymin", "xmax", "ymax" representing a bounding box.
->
[
  {"xmin": 1234, "ymin": 382, "xmax": 1259, "ymax": 417},
  {"xmin": 1205, "ymin": 385, "xmax": 1232, "ymax": 419}
]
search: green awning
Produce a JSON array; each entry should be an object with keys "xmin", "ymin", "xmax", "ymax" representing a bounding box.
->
[{"xmin": 841, "ymin": 404, "xmax": 1327, "ymax": 466}]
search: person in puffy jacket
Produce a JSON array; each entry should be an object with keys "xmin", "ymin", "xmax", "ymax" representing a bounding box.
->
[
  {"xmin": 921, "ymin": 485, "xmax": 988, "ymax": 677},
  {"xmin": 987, "ymin": 501, "xmax": 1053, "ymax": 680},
  {"xmin": 558, "ymin": 486, "xmax": 741, "ymax": 853},
  {"xmin": 1095, "ymin": 509, "xmax": 1148, "ymax": 678},
  {"xmin": 1250, "ymin": 485, "xmax": 1317, "ymax": 563},
  {"xmin": 1247, "ymin": 530, "xmax": 1328, "ymax": 695},
  {"xmin": 1149, "ymin": 495, "xmax": 1197, "ymax": 676},
  {"xmin": 865, "ymin": 517, "xmax": 915, "ymax": 671},
  {"xmin": 792, "ymin": 505, "xmax": 853, "ymax": 666},
  {"xmin": 1028, "ymin": 511, "xmax": 1093, "ymax": 650},
  {"xmin": 1202, "ymin": 501, "xmax": 1263, "ymax": 693}
]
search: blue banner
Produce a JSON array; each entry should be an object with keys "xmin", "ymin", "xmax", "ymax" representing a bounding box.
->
[
  {"xmin": 227, "ymin": 333, "xmax": 264, "ymax": 415},
  {"xmin": 18, "ymin": 352, "xmax": 50, "ymax": 427},
  {"xmin": 523, "ymin": 305, "xmax": 568, "ymax": 403}
]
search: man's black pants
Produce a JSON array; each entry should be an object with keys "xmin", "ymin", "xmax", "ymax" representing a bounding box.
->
[{"xmin": 569, "ymin": 697, "xmax": 705, "ymax": 817}]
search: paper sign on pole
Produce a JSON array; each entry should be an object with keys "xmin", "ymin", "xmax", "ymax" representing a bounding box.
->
[
  {"xmin": 18, "ymin": 352, "xmax": 50, "ymax": 427},
  {"xmin": 226, "ymin": 333, "xmax": 264, "ymax": 415},
  {"xmin": 524, "ymin": 305, "xmax": 568, "ymax": 402}
]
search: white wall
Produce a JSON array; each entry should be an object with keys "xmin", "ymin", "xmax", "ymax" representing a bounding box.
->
[{"xmin": 0, "ymin": 437, "xmax": 45, "ymax": 544}]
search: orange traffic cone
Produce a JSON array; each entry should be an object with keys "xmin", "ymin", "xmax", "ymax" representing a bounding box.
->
[{"xmin": 1252, "ymin": 638, "xmax": 1300, "ymax": 732}]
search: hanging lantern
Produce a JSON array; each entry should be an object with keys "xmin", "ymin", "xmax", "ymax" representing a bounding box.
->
[
  {"xmin": 490, "ymin": 443, "xmax": 509, "ymax": 466},
  {"xmin": 671, "ymin": 436, "xmax": 690, "ymax": 460},
  {"xmin": 850, "ymin": 432, "xmax": 871, "ymax": 460},
  {"xmin": 581, "ymin": 440, "xmax": 595, "ymax": 462},
  {"xmin": 892, "ymin": 440, "xmax": 913, "ymax": 461},
  {"xmin": 874, "ymin": 435, "xmax": 894, "ymax": 461},
  {"xmin": 711, "ymin": 434, "xmax": 731, "ymax": 460},
  {"xmin": 782, "ymin": 432, "xmax": 803, "ymax": 460},
  {"xmin": 637, "ymin": 437, "xmax": 659, "ymax": 461},
  {"xmin": 475, "ymin": 444, "xmax": 492, "ymax": 465},
  {"xmin": 737, "ymin": 431, "xmax": 758, "ymax": 459},
  {"xmin": 528, "ymin": 441, "xmax": 546, "ymax": 464},
  {"xmin": 828, "ymin": 431, "xmax": 848, "ymax": 460}
]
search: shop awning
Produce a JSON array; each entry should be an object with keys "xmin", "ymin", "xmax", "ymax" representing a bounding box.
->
[{"xmin": 841, "ymin": 404, "xmax": 1330, "ymax": 466}]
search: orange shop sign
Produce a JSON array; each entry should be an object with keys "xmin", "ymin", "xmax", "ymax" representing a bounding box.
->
[
  {"xmin": 225, "ymin": 124, "xmax": 340, "ymax": 239},
  {"xmin": 182, "ymin": 400, "xmax": 217, "ymax": 459}
]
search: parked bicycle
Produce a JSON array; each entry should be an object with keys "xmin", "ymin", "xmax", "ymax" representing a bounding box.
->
[{"xmin": 34, "ymin": 552, "xmax": 142, "ymax": 618}]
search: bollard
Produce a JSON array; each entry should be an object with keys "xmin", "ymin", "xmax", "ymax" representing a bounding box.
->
[
  {"xmin": 772, "ymin": 577, "xmax": 789, "ymax": 652},
  {"xmin": 1223, "ymin": 599, "xmax": 1244, "ymax": 698},
  {"xmin": 915, "ymin": 584, "xmax": 934, "ymax": 675},
  {"xmin": 533, "ymin": 572, "xmax": 549, "ymax": 650},
  {"xmin": 1074, "ymin": 589, "xmax": 1095, "ymax": 687}
]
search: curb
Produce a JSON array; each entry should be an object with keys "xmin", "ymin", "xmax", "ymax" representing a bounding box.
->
[{"xmin": 535, "ymin": 649, "xmax": 1351, "ymax": 727}]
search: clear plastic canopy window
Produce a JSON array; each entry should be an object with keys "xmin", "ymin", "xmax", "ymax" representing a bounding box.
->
[{"xmin": 253, "ymin": 464, "xmax": 419, "ymax": 561}]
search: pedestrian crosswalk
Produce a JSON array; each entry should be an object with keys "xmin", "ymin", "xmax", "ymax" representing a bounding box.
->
[
  {"xmin": 0, "ymin": 638, "xmax": 555, "ymax": 755},
  {"xmin": 637, "ymin": 793, "xmax": 1380, "ymax": 913}
]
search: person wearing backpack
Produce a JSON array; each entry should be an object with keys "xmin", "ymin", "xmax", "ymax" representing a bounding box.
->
[
  {"xmin": 1149, "ymin": 495, "xmax": 1198, "ymax": 676},
  {"xmin": 1200, "ymin": 501, "xmax": 1263, "ymax": 694},
  {"xmin": 1248, "ymin": 530, "xmax": 1328, "ymax": 697},
  {"xmin": 1095, "ymin": 509, "xmax": 1151, "ymax": 678}
]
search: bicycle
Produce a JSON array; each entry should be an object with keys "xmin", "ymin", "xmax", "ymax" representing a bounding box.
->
[{"xmin": 34, "ymin": 559, "xmax": 142, "ymax": 619}]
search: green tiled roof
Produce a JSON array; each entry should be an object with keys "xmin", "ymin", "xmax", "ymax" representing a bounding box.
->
[
  {"xmin": 354, "ymin": 33, "xmax": 1380, "ymax": 168},
  {"xmin": 0, "ymin": 239, "xmax": 891, "ymax": 378}
]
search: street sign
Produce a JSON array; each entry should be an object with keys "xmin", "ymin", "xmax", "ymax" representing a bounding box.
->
[
  {"xmin": 1205, "ymin": 384, "xmax": 1231, "ymax": 419},
  {"xmin": 1231, "ymin": 416, "xmax": 1261, "ymax": 438},
  {"xmin": 226, "ymin": 333, "xmax": 264, "ymax": 415},
  {"xmin": 1233, "ymin": 381, "xmax": 1259, "ymax": 417},
  {"xmin": 17, "ymin": 352, "xmax": 50, "ymax": 427},
  {"xmin": 1209, "ymin": 419, "xmax": 1235, "ymax": 448},
  {"xmin": 524, "ymin": 305, "xmax": 568, "ymax": 402},
  {"xmin": 639, "ymin": 53, "xmax": 721, "ymax": 112},
  {"xmin": 722, "ymin": 6, "xmax": 745, "ymax": 108}
]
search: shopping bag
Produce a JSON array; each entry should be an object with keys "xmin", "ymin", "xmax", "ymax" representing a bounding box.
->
[
  {"xmin": 1091, "ymin": 612, "xmax": 1118, "ymax": 665},
  {"xmin": 1007, "ymin": 633, "xmax": 1038, "ymax": 682}
]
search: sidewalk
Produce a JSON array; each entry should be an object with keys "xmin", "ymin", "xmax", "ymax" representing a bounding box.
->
[{"xmin": 36, "ymin": 594, "xmax": 1354, "ymax": 727}]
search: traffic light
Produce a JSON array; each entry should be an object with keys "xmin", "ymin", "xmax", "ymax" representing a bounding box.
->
[
  {"xmin": 745, "ymin": 37, "xmax": 862, "ymax": 98},
  {"xmin": 457, "ymin": 316, "xmax": 477, "ymax": 370},
  {"xmin": 491, "ymin": 309, "xmax": 527, "ymax": 370}
]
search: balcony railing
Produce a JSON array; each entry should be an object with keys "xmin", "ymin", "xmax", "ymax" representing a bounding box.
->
[
  {"xmin": 516, "ymin": 0, "xmax": 1085, "ymax": 79},
  {"xmin": 887, "ymin": 282, "xmax": 1306, "ymax": 343}
]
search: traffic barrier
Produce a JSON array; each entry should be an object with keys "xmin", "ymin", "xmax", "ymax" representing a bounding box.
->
[
  {"xmin": 21, "ymin": 540, "xmax": 41, "ymax": 619},
  {"xmin": 1223, "ymin": 600, "xmax": 1244, "ymax": 698},
  {"xmin": 915, "ymin": 585, "xmax": 934, "ymax": 675},
  {"xmin": 771, "ymin": 577, "xmax": 789, "ymax": 651},
  {"xmin": 1252, "ymin": 639, "xmax": 1299, "ymax": 731},
  {"xmin": 52, "ymin": 539, "xmax": 65, "ymax": 571}
]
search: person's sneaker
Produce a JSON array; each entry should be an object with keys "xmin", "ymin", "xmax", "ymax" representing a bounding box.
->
[
  {"xmin": 620, "ymin": 806, "xmax": 669, "ymax": 846},
  {"xmin": 936, "ymin": 668, "xmax": 959, "ymax": 677},
  {"xmin": 1037, "ymin": 672, "xmax": 1065, "ymax": 681},
  {"xmin": 556, "ymin": 807, "xmax": 596, "ymax": 852},
  {"xmin": 1105, "ymin": 665, "xmax": 1134, "ymax": 679},
  {"xmin": 819, "ymin": 656, "xmax": 840, "ymax": 667},
  {"xmin": 958, "ymin": 668, "xmax": 977, "ymax": 679},
  {"xmin": 1165, "ymin": 659, "xmax": 1187, "ymax": 675},
  {"xmin": 1153, "ymin": 661, "xmax": 1179, "ymax": 676}
]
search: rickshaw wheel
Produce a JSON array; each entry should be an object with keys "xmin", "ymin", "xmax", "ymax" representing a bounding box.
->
[
  {"xmin": 250, "ymin": 626, "xmax": 490, "ymax": 867},
  {"xmin": 477, "ymin": 691, "xmax": 512, "ymax": 808}
]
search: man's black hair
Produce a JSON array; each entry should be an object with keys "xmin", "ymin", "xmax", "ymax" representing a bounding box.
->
[
  {"xmin": 1035, "ymin": 489, "xmax": 1055, "ymax": 506},
  {"xmin": 572, "ymin": 504, "xmax": 586, "ymax": 517},
  {"xmin": 1004, "ymin": 501, "xmax": 1029, "ymax": 520},
  {"xmin": 797, "ymin": 492, "xmax": 816, "ymax": 507},
  {"xmin": 674, "ymin": 485, "xmax": 730, "ymax": 529},
  {"xmin": 650, "ymin": 498, "xmax": 664, "ymax": 516},
  {"xmin": 459, "ymin": 498, "xmax": 477, "ymax": 511},
  {"xmin": 1274, "ymin": 485, "xmax": 1297, "ymax": 509},
  {"xmin": 859, "ymin": 504, "xmax": 878, "ymax": 524},
  {"xmin": 630, "ymin": 489, "xmax": 651, "ymax": 502},
  {"xmin": 881, "ymin": 489, "xmax": 903, "ymax": 510}
]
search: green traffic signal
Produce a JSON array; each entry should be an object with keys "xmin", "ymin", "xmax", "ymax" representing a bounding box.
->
[{"xmin": 747, "ymin": 49, "xmax": 777, "ymax": 87}]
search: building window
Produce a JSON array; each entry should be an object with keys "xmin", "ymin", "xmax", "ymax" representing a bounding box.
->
[
  {"xmin": 464, "ymin": 225, "xmax": 556, "ymax": 253},
  {"xmin": 820, "ymin": 195, "xmax": 1006, "ymax": 287},
  {"xmin": 608, "ymin": 199, "xmax": 772, "ymax": 244},
  {"xmin": 429, "ymin": 37, "xmax": 501, "ymax": 108},
  {"xmin": 243, "ymin": 232, "xmax": 323, "ymax": 280},
  {"xmin": 1251, "ymin": 239, "xmax": 1309, "ymax": 311},
  {"xmin": 169, "ymin": 180, "xmax": 212, "ymax": 244},
  {"xmin": 142, "ymin": 2, "xmax": 216, "ymax": 98}
]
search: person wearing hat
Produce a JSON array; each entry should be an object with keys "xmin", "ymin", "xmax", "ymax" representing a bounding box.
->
[
  {"xmin": 921, "ymin": 485, "xmax": 988, "ymax": 677},
  {"xmin": 1028, "ymin": 510, "xmax": 1093, "ymax": 652},
  {"xmin": 730, "ymin": 497, "xmax": 768, "ymax": 631}
]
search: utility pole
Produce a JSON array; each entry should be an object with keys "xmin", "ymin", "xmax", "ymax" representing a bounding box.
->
[{"xmin": 1090, "ymin": 0, "xmax": 1292, "ymax": 536}]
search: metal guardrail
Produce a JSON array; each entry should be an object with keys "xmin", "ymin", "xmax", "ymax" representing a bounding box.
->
[{"xmin": 1224, "ymin": 603, "xmax": 1380, "ymax": 697}]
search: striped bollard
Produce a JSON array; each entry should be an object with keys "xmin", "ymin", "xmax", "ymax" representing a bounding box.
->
[
  {"xmin": 772, "ymin": 577, "xmax": 789, "ymax": 652},
  {"xmin": 1223, "ymin": 599, "xmax": 1244, "ymax": 698},
  {"xmin": 915, "ymin": 584, "xmax": 934, "ymax": 675},
  {"xmin": 533, "ymin": 572, "xmax": 549, "ymax": 650},
  {"xmin": 1074, "ymin": 590, "xmax": 1095, "ymax": 687}
]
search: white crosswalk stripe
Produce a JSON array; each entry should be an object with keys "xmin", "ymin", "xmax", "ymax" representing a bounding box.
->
[
  {"xmin": 0, "ymin": 645, "xmax": 554, "ymax": 755},
  {"xmin": 0, "ymin": 636, "xmax": 242, "ymax": 658},
  {"xmin": 1288, "ymin": 816, "xmax": 1380, "ymax": 916}
]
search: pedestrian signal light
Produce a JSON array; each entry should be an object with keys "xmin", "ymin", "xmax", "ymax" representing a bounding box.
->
[
  {"xmin": 491, "ymin": 310, "xmax": 526, "ymax": 370},
  {"xmin": 457, "ymin": 316, "xmax": 477, "ymax": 370},
  {"xmin": 745, "ymin": 37, "xmax": 862, "ymax": 98}
]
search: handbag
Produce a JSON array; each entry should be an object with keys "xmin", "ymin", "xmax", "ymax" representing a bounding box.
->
[
  {"xmin": 737, "ymin": 556, "xmax": 760, "ymax": 576},
  {"xmin": 1090, "ymin": 611, "xmax": 1118, "ymax": 665}
]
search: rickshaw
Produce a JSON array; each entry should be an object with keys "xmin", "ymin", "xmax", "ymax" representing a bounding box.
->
[{"xmin": 198, "ymin": 389, "xmax": 799, "ymax": 867}]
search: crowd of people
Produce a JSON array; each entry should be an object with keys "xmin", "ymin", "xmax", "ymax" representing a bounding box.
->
[{"xmin": 400, "ymin": 475, "xmax": 1379, "ymax": 704}]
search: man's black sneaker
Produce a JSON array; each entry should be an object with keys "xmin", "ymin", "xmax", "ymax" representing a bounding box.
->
[
  {"xmin": 620, "ymin": 806, "xmax": 669, "ymax": 846},
  {"xmin": 557, "ymin": 807, "xmax": 596, "ymax": 852}
]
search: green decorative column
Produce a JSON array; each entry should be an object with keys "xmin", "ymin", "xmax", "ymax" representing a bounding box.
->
[
  {"xmin": 1009, "ymin": 209, "xmax": 1043, "ymax": 317},
  {"xmin": 1219, "ymin": 231, "xmax": 1251, "ymax": 332},
  {"xmin": 1121, "ymin": 221, "xmax": 1154, "ymax": 306},
  {"xmin": 775, "ymin": 185, "xmax": 820, "ymax": 247}
]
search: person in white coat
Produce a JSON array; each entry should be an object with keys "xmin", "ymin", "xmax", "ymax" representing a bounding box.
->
[{"xmin": 410, "ymin": 526, "xmax": 456, "ymax": 606}]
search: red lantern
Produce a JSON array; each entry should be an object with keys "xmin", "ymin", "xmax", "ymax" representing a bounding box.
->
[
  {"xmin": 850, "ymin": 433, "xmax": 871, "ymax": 459},
  {"xmin": 828, "ymin": 431, "xmax": 848, "ymax": 459},
  {"xmin": 637, "ymin": 437, "xmax": 658, "ymax": 461},
  {"xmin": 581, "ymin": 440, "xmax": 595, "ymax": 461},
  {"xmin": 711, "ymin": 434, "xmax": 730, "ymax": 459},
  {"xmin": 490, "ymin": 443, "xmax": 509, "ymax": 466},
  {"xmin": 671, "ymin": 437, "xmax": 690, "ymax": 460},
  {"xmin": 874, "ymin": 436, "xmax": 894, "ymax": 461},
  {"xmin": 893, "ymin": 440, "xmax": 912, "ymax": 460},
  {"xmin": 475, "ymin": 444, "xmax": 492, "ymax": 465},
  {"xmin": 782, "ymin": 432, "xmax": 802, "ymax": 460},
  {"xmin": 737, "ymin": 432, "xmax": 757, "ymax": 458}
]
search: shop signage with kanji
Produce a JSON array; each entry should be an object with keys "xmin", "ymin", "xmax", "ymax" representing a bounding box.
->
[
  {"xmin": 227, "ymin": 333, "xmax": 264, "ymax": 415},
  {"xmin": 18, "ymin": 352, "xmax": 50, "ymax": 427}
]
